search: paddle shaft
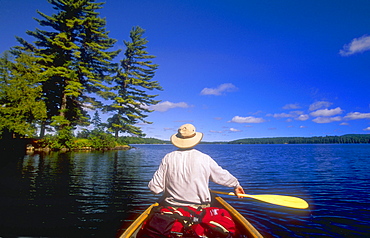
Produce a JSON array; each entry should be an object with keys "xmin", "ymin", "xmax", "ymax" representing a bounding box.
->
[{"xmin": 211, "ymin": 190, "xmax": 309, "ymax": 209}]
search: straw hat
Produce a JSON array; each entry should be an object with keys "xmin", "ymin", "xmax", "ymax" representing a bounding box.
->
[{"xmin": 171, "ymin": 124, "xmax": 203, "ymax": 149}]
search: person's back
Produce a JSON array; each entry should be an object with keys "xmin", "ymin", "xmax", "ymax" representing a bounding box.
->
[{"xmin": 148, "ymin": 124, "xmax": 245, "ymax": 206}]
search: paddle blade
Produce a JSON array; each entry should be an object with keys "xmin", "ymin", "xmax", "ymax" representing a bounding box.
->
[
  {"xmin": 211, "ymin": 190, "xmax": 309, "ymax": 209},
  {"xmin": 243, "ymin": 194, "xmax": 309, "ymax": 209}
]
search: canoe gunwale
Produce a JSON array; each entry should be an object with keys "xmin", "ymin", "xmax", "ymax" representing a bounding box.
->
[
  {"xmin": 119, "ymin": 203, "xmax": 159, "ymax": 238},
  {"xmin": 119, "ymin": 195, "xmax": 263, "ymax": 238},
  {"xmin": 214, "ymin": 196, "xmax": 263, "ymax": 238}
]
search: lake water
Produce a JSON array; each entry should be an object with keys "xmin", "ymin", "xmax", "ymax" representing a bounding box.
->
[{"xmin": 0, "ymin": 144, "xmax": 369, "ymax": 237}]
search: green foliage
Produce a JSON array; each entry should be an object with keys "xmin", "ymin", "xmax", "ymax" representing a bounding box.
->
[
  {"xmin": 0, "ymin": 51, "xmax": 46, "ymax": 138},
  {"xmin": 14, "ymin": 0, "xmax": 120, "ymax": 132},
  {"xmin": 118, "ymin": 136, "xmax": 170, "ymax": 145},
  {"xmin": 51, "ymin": 115, "xmax": 71, "ymax": 128},
  {"xmin": 115, "ymin": 134, "xmax": 370, "ymax": 145},
  {"xmin": 229, "ymin": 134, "xmax": 370, "ymax": 144},
  {"xmin": 0, "ymin": 51, "xmax": 12, "ymax": 82},
  {"xmin": 88, "ymin": 129, "xmax": 117, "ymax": 150},
  {"xmin": 76, "ymin": 128, "xmax": 90, "ymax": 139},
  {"xmin": 106, "ymin": 26, "xmax": 162, "ymax": 138},
  {"xmin": 72, "ymin": 138, "xmax": 92, "ymax": 149},
  {"xmin": 106, "ymin": 114, "xmax": 144, "ymax": 138},
  {"xmin": 38, "ymin": 135, "xmax": 58, "ymax": 149},
  {"xmin": 2, "ymin": 2, "xmax": 161, "ymax": 141},
  {"xmin": 39, "ymin": 134, "xmax": 64, "ymax": 150},
  {"xmin": 57, "ymin": 126, "xmax": 75, "ymax": 149},
  {"xmin": 39, "ymin": 130, "xmax": 121, "ymax": 150},
  {"xmin": 91, "ymin": 110, "xmax": 105, "ymax": 131},
  {"xmin": 37, "ymin": 127, "xmax": 75, "ymax": 150}
]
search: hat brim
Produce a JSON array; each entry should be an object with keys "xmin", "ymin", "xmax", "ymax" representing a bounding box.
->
[{"xmin": 170, "ymin": 132, "xmax": 203, "ymax": 149}]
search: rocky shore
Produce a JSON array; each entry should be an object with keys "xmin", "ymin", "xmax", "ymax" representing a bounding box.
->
[{"xmin": 26, "ymin": 144, "xmax": 131, "ymax": 152}]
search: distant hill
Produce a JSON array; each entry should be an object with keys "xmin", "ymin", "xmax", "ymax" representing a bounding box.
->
[
  {"xmin": 228, "ymin": 134, "xmax": 370, "ymax": 144},
  {"xmin": 121, "ymin": 134, "xmax": 370, "ymax": 145}
]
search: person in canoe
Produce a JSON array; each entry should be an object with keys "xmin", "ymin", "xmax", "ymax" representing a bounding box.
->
[{"xmin": 148, "ymin": 123, "xmax": 245, "ymax": 207}]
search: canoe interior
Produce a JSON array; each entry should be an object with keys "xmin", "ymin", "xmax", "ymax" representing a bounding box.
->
[{"xmin": 119, "ymin": 195, "xmax": 263, "ymax": 238}]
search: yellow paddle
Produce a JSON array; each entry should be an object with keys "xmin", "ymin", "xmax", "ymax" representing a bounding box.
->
[{"xmin": 211, "ymin": 190, "xmax": 309, "ymax": 209}]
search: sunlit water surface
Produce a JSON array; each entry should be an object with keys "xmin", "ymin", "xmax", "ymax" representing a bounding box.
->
[{"xmin": 0, "ymin": 144, "xmax": 369, "ymax": 237}]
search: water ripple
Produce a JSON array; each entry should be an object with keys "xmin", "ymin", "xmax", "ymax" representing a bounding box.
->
[{"xmin": 1, "ymin": 144, "xmax": 370, "ymax": 237}]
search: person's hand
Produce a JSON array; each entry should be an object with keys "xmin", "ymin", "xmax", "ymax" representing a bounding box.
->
[{"xmin": 234, "ymin": 185, "xmax": 245, "ymax": 198}]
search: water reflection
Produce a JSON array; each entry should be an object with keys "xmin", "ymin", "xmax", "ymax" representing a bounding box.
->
[
  {"xmin": 0, "ymin": 150, "xmax": 145, "ymax": 237},
  {"xmin": 1, "ymin": 144, "xmax": 370, "ymax": 237}
]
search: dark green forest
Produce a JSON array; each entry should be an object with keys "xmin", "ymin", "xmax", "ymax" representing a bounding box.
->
[
  {"xmin": 122, "ymin": 134, "xmax": 370, "ymax": 145},
  {"xmin": 228, "ymin": 134, "xmax": 370, "ymax": 144},
  {"xmin": 0, "ymin": 0, "xmax": 161, "ymax": 150}
]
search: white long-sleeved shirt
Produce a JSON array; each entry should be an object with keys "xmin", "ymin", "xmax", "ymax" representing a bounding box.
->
[{"xmin": 148, "ymin": 149, "xmax": 240, "ymax": 206}]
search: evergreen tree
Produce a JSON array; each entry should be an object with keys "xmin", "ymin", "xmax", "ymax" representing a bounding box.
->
[
  {"xmin": 14, "ymin": 0, "xmax": 120, "ymax": 138},
  {"xmin": 0, "ymin": 51, "xmax": 12, "ymax": 83},
  {"xmin": 91, "ymin": 110, "xmax": 104, "ymax": 131},
  {"xmin": 0, "ymin": 51, "xmax": 46, "ymax": 138},
  {"xmin": 107, "ymin": 26, "xmax": 162, "ymax": 138},
  {"xmin": 0, "ymin": 51, "xmax": 13, "ymax": 139}
]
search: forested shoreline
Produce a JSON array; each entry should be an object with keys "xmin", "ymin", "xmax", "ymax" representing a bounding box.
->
[
  {"xmin": 1, "ymin": 1, "xmax": 162, "ymax": 151},
  {"xmin": 228, "ymin": 134, "xmax": 370, "ymax": 144},
  {"xmin": 122, "ymin": 134, "xmax": 370, "ymax": 145}
]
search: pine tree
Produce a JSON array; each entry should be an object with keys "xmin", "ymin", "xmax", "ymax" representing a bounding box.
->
[
  {"xmin": 0, "ymin": 51, "xmax": 46, "ymax": 138},
  {"xmin": 91, "ymin": 110, "xmax": 104, "ymax": 131},
  {"xmin": 14, "ymin": 0, "xmax": 120, "ymax": 137},
  {"xmin": 0, "ymin": 51, "xmax": 13, "ymax": 139},
  {"xmin": 0, "ymin": 51, "xmax": 12, "ymax": 83},
  {"xmin": 106, "ymin": 26, "xmax": 162, "ymax": 138}
]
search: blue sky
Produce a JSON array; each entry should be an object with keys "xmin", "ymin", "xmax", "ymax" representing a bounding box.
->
[{"xmin": 1, "ymin": 0, "xmax": 370, "ymax": 141}]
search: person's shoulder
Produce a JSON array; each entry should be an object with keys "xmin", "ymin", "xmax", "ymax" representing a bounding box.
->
[
  {"xmin": 161, "ymin": 150, "xmax": 178, "ymax": 163},
  {"xmin": 165, "ymin": 150, "xmax": 178, "ymax": 156},
  {"xmin": 192, "ymin": 149, "xmax": 211, "ymax": 157},
  {"xmin": 165, "ymin": 149, "xmax": 186, "ymax": 157}
]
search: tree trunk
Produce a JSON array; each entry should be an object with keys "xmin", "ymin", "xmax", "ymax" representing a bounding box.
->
[
  {"xmin": 39, "ymin": 122, "xmax": 46, "ymax": 138},
  {"xmin": 60, "ymin": 93, "xmax": 67, "ymax": 118}
]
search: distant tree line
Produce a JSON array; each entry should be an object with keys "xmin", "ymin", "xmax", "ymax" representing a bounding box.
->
[
  {"xmin": 119, "ymin": 137, "xmax": 170, "ymax": 145},
  {"xmin": 0, "ymin": 0, "xmax": 161, "ymax": 150},
  {"xmin": 119, "ymin": 134, "xmax": 370, "ymax": 145},
  {"xmin": 228, "ymin": 134, "xmax": 370, "ymax": 144}
]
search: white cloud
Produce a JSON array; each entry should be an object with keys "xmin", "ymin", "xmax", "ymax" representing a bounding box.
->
[
  {"xmin": 210, "ymin": 128, "xmax": 241, "ymax": 133},
  {"xmin": 271, "ymin": 112, "xmax": 294, "ymax": 118},
  {"xmin": 271, "ymin": 111, "xmax": 308, "ymax": 121},
  {"xmin": 296, "ymin": 114, "xmax": 309, "ymax": 121},
  {"xmin": 200, "ymin": 83, "xmax": 238, "ymax": 96},
  {"xmin": 344, "ymin": 112, "xmax": 370, "ymax": 120},
  {"xmin": 309, "ymin": 101, "xmax": 332, "ymax": 111},
  {"xmin": 339, "ymin": 35, "xmax": 370, "ymax": 56},
  {"xmin": 82, "ymin": 102, "xmax": 95, "ymax": 111},
  {"xmin": 252, "ymin": 110, "xmax": 264, "ymax": 115},
  {"xmin": 270, "ymin": 111, "xmax": 303, "ymax": 118},
  {"xmin": 149, "ymin": 101, "xmax": 191, "ymax": 112},
  {"xmin": 312, "ymin": 116, "xmax": 342, "ymax": 124},
  {"xmin": 282, "ymin": 103, "xmax": 301, "ymax": 109},
  {"xmin": 363, "ymin": 127, "xmax": 370, "ymax": 131},
  {"xmin": 310, "ymin": 107, "xmax": 343, "ymax": 117},
  {"xmin": 210, "ymin": 130, "xmax": 224, "ymax": 133},
  {"xmin": 229, "ymin": 116, "xmax": 266, "ymax": 123}
]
